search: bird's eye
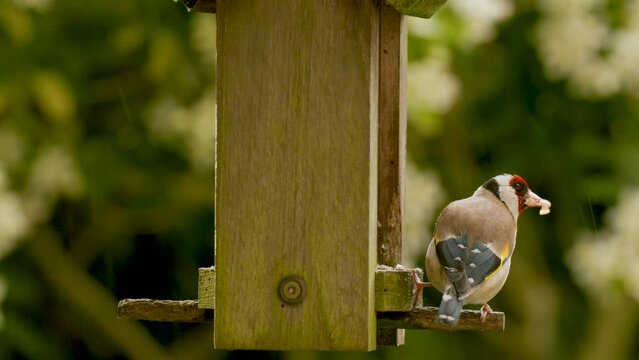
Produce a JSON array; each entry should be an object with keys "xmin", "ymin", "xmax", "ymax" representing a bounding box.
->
[{"xmin": 512, "ymin": 182, "xmax": 524, "ymax": 193}]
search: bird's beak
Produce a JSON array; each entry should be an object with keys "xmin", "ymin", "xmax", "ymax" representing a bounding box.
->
[{"xmin": 524, "ymin": 190, "xmax": 552, "ymax": 215}]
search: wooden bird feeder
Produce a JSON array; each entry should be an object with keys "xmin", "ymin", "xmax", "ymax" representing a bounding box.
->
[{"xmin": 117, "ymin": 0, "xmax": 505, "ymax": 351}]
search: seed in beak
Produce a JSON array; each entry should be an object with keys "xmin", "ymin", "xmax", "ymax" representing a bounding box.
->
[{"xmin": 539, "ymin": 199, "xmax": 551, "ymax": 215}]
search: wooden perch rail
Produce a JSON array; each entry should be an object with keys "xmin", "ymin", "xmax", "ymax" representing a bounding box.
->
[
  {"xmin": 118, "ymin": 266, "xmax": 505, "ymax": 331},
  {"xmin": 378, "ymin": 308, "xmax": 505, "ymax": 331},
  {"xmin": 117, "ymin": 301, "xmax": 503, "ymax": 331},
  {"xmin": 117, "ymin": 299, "xmax": 213, "ymax": 322}
]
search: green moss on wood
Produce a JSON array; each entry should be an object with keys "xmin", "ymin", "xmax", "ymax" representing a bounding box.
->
[
  {"xmin": 198, "ymin": 267, "xmax": 215, "ymax": 309},
  {"xmin": 386, "ymin": 0, "xmax": 447, "ymax": 18}
]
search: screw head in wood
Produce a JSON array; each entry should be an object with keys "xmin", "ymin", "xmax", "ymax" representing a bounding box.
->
[{"xmin": 279, "ymin": 276, "xmax": 306, "ymax": 305}]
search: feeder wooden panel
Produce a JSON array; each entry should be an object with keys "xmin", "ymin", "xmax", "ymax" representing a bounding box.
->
[
  {"xmin": 215, "ymin": 0, "xmax": 379, "ymax": 351},
  {"xmin": 117, "ymin": 0, "xmax": 483, "ymax": 352},
  {"xmin": 376, "ymin": 3, "xmax": 407, "ymax": 346}
]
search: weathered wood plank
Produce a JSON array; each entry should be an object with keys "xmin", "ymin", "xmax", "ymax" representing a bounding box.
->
[
  {"xmin": 197, "ymin": 267, "xmax": 215, "ymax": 309},
  {"xmin": 117, "ymin": 299, "xmax": 213, "ymax": 322},
  {"xmin": 175, "ymin": 0, "xmax": 216, "ymax": 13},
  {"xmin": 385, "ymin": 0, "xmax": 447, "ymax": 18},
  {"xmin": 375, "ymin": 266, "xmax": 419, "ymax": 312},
  {"xmin": 215, "ymin": 0, "xmax": 379, "ymax": 351},
  {"xmin": 378, "ymin": 307, "xmax": 505, "ymax": 331},
  {"xmin": 378, "ymin": 1, "xmax": 407, "ymax": 271},
  {"xmin": 377, "ymin": 4, "xmax": 408, "ymax": 346},
  {"xmin": 116, "ymin": 299, "xmax": 504, "ymax": 331}
]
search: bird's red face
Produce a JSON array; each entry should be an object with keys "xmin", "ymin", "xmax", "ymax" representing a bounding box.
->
[{"xmin": 509, "ymin": 174, "xmax": 549, "ymax": 215}]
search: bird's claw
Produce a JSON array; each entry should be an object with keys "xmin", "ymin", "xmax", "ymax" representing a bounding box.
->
[
  {"xmin": 411, "ymin": 269, "xmax": 431, "ymax": 309},
  {"xmin": 480, "ymin": 303, "xmax": 493, "ymax": 325}
]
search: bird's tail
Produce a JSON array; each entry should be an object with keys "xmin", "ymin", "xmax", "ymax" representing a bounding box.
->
[{"xmin": 436, "ymin": 286, "xmax": 463, "ymax": 326}]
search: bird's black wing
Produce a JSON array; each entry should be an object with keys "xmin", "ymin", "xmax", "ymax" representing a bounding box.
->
[{"xmin": 435, "ymin": 235, "xmax": 503, "ymax": 296}]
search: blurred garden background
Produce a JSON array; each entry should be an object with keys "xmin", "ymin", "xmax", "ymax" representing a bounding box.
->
[{"xmin": 1, "ymin": 0, "xmax": 639, "ymax": 359}]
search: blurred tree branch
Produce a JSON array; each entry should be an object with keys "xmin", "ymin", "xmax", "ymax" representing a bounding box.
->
[{"xmin": 25, "ymin": 230, "xmax": 172, "ymax": 360}]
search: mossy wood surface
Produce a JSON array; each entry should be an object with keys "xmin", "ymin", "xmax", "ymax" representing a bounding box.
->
[
  {"xmin": 215, "ymin": 0, "xmax": 379, "ymax": 351},
  {"xmin": 385, "ymin": 0, "xmax": 447, "ymax": 18},
  {"xmin": 197, "ymin": 267, "xmax": 215, "ymax": 309},
  {"xmin": 375, "ymin": 266, "xmax": 420, "ymax": 312}
]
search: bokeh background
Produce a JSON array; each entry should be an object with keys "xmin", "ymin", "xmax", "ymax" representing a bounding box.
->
[{"xmin": 1, "ymin": 0, "xmax": 639, "ymax": 359}]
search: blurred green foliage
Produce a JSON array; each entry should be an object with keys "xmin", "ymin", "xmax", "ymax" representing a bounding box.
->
[
  {"xmin": 0, "ymin": 0, "xmax": 217, "ymax": 358},
  {"xmin": 0, "ymin": 0, "xmax": 638, "ymax": 360}
]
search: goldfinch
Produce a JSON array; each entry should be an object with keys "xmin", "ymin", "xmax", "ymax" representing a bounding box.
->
[{"xmin": 424, "ymin": 174, "xmax": 551, "ymax": 326}]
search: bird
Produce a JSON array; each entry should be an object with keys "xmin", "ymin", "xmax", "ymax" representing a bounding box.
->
[{"xmin": 417, "ymin": 174, "xmax": 551, "ymax": 326}]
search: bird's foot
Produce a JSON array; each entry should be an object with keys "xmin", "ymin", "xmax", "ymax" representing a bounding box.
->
[
  {"xmin": 411, "ymin": 269, "xmax": 432, "ymax": 309},
  {"xmin": 480, "ymin": 303, "xmax": 493, "ymax": 325}
]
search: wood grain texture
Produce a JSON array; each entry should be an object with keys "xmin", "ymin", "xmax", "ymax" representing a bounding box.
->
[
  {"xmin": 385, "ymin": 0, "xmax": 447, "ymax": 18},
  {"xmin": 197, "ymin": 267, "xmax": 215, "ymax": 309},
  {"xmin": 377, "ymin": 5, "xmax": 407, "ymax": 346},
  {"xmin": 378, "ymin": 307, "xmax": 505, "ymax": 331},
  {"xmin": 377, "ymin": 3, "xmax": 407, "ymax": 270},
  {"xmin": 117, "ymin": 299, "xmax": 213, "ymax": 322},
  {"xmin": 215, "ymin": 0, "xmax": 379, "ymax": 351}
]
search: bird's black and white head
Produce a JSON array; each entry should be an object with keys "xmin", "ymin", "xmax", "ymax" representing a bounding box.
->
[{"xmin": 477, "ymin": 174, "xmax": 551, "ymax": 221}]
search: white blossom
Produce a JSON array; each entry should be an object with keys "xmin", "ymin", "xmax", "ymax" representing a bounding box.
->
[
  {"xmin": 11, "ymin": 0, "xmax": 52, "ymax": 12},
  {"xmin": 536, "ymin": 14, "xmax": 608, "ymax": 80},
  {"xmin": 185, "ymin": 91, "xmax": 216, "ymax": 172},
  {"xmin": 569, "ymin": 59, "xmax": 621, "ymax": 98},
  {"xmin": 23, "ymin": 147, "xmax": 85, "ymax": 223},
  {"xmin": 0, "ymin": 166, "xmax": 29, "ymax": 260},
  {"xmin": 408, "ymin": 17, "xmax": 437, "ymax": 39},
  {"xmin": 408, "ymin": 57, "xmax": 460, "ymax": 116},
  {"xmin": 450, "ymin": 0, "xmax": 515, "ymax": 46},
  {"xmin": 403, "ymin": 161, "xmax": 444, "ymax": 266},
  {"xmin": 410, "ymin": 0, "xmax": 514, "ymax": 47},
  {"xmin": 0, "ymin": 192, "xmax": 28, "ymax": 259},
  {"xmin": 535, "ymin": 0, "xmax": 639, "ymax": 97},
  {"xmin": 190, "ymin": 14, "xmax": 217, "ymax": 70},
  {"xmin": 536, "ymin": 0, "xmax": 603, "ymax": 14},
  {"xmin": 568, "ymin": 188, "xmax": 639, "ymax": 304},
  {"xmin": 407, "ymin": 0, "xmax": 514, "ymax": 134},
  {"xmin": 610, "ymin": 29, "xmax": 639, "ymax": 93},
  {"xmin": 147, "ymin": 90, "xmax": 216, "ymax": 172}
]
